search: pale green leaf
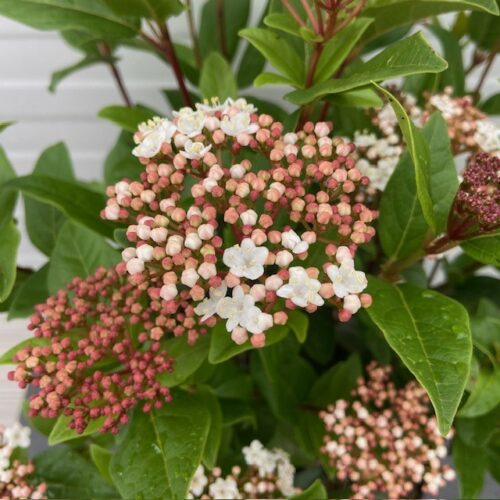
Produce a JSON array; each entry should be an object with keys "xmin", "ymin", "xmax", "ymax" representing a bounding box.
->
[
  {"xmin": 89, "ymin": 444, "xmax": 113, "ymax": 484},
  {"xmin": 48, "ymin": 415, "xmax": 105, "ymax": 445},
  {"xmin": 292, "ymin": 479, "xmax": 328, "ymax": 499},
  {"xmin": 453, "ymin": 437, "xmax": 488, "ymax": 499},
  {"xmin": 254, "ymin": 72, "xmax": 295, "ymax": 87},
  {"xmin": 287, "ymin": 309, "xmax": 309, "ymax": 343},
  {"xmin": 199, "ymin": 52, "xmax": 237, "ymax": 101},
  {"xmin": 0, "ymin": 221, "xmax": 20, "ymax": 303},
  {"xmin": 461, "ymin": 233, "xmax": 500, "ymax": 266},
  {"xmin": 98, "ymin": 104, "xmax": 156, "ymax": 132},
  {"xmin": 459, "ymin": 368, "xmax": 500, "ymax": 418}
]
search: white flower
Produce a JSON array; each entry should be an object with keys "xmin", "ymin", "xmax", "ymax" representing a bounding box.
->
[
  {"xmin": 133, "ymin": 118, "xmax": 176, "ymax": 158},
  {"xmin": 126, "ymin": 257, "xmax": 145, "ymax": 275},
  {"xmin": 223, "ymin": 238, "xmax": 268, "ymax": 280},
  {"xmin": 136, "ymin": 244, "xmax": 154, "ymax": 262},
  {"xmin": 181, "ymin": 140, "xmax": 212, "ymax": 160},
  {"xmin": 189, "ymin": 465, "xmax": 208, "ymax": 497},
  {"xmin": 216, "ymin": 286, "xmax": 267, "ymax": 333},
  {"xmin": 276, "ymin": 267, "xmax": 324, "ymax": 307},
  {"xmin": 474, "ymin": 119, "xmax": 500, "ymax": 155},
  {"xmin": 243, "ymin": 440, "xmax": 278, "ymax": 476},
  {"xmin": 3, "ymin": 423, "xmax": 30, "ymax": 449},
  {"xmin": 281, "ymin": 229, "xmax": 309, "ymax": 254},
  {"xmin": 173, "ymin": 108, "xmax": 206, "ymax": 137},
  {"xmin": 276, "ymin": 459, "xmax": 297, "ymax": 497},
  {"xmin": 194, "ymin": 283, "xmax": 227, "ymax": 321},
  {"xmin": 326, "ymin": 259, "xmax": 367, "ymax": 298},
  {"xmin": 195, "ymin": 97, "xmax": 226, "ymax": 113},
  {"xmin": 208, "ymin": 476, "xmax": 240, "ymax": 500},
  {"xmin": 220, "ymin": 111, "xmax": 259, "ymax": 137}
]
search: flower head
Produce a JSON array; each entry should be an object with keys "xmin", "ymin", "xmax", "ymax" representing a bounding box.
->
[{"xmin": 223, "ymin": 238, "xmax": 269, "ymax": 280}]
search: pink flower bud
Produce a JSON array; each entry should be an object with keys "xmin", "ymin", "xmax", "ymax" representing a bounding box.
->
[
  {"xmin": 198, "ymin": 262, "xmax": 216, "ymax": 280},
  {"xmin": 251, "ymin": 333, "xmax": 266, "ymax": 348},
  {"xmin": 320, "ymin": 283, "xmax": 334, "ymax": 299},
  {"xmin": 265, "ymin": 275, "xmax": 283, "ymax": 291},
  {"xmin": 276, "ymin": 250, "xmax": 293, "ymax": 267},
  {"xmin": 225, "ymin": 272, "xmax": 240, "ymax": 288},
  {"xmin": 250, "ymin": 284, "xmax": 266, "ymax": 301},
  {"xmin": 273, "ymin": 311, "xmax": 288, "ymax": 325},
  {"xmin": 315, "ymin": 122, "xmax": 330, "ymax": 137},
  {"xmin": 121, "ymin": 247, "xmax": 136, "ymax": 262},
  {"xmin": 181, "ymin": 268, "xmax": 199, "ymax": 287},
  {"xmin": 336, "ymin": 246, "xmax": 352, "ymax": 263},
  {"xmin": 136, "ymin": 244, "xmax": 154, "ymax": 262},
  {"xmin": 360, "ymin": 293, "xmax": 372, "ymax": 308},
  {"xmin": 198, "ymin": 223, "xmax": 215, "ymax": 240},
  {"xmin": 104, "ymin": 205, "xmax": 120, "ymax": 220},
  {"xmin": 240, "ymin": 209, "xmax": 258, "ymax": 226},
  {"xmin": 231, "ymin": 327, "xmax": 248, "ymax": 345},
  {"xmin": 251, "ymin": 229, "xmax": 267, "ymax": 245},
  {"xmin": 160, "ymin": 283, "xmax": 178, "ymax": 301},
  {"xmin": 165, "ymin": 235, "xmax": 184, "ymax": 256},
  {"xmin": 136, "ymin": 224, "xmax": 151, "ymax": 240},
  {"xmin": 140, "ymin": 190, "xmax": 155, "ymax": 203},
  {"xmin": 185, "ymin": 232, "xmax": 202, "ymax": 250},
  {"xmin": 338, "ymin": 309, "xmax": 352, "ymax": 322},
  {"xmin": 126, "ymin": 258, "xmax": 145, "ymax": 275},
  {"xmin": 230, "ymin": 163, "xmax": 246, "ymax": 179},
  {"xmin": 344, "ymin": 294, "xmax": 361, "ymax": 314},
  {"xmin": 212, "ymin": 129, "xmax": 225, "ymax": 144},
  {"xmin": 150, "ymin": 227, "xmax": 168, "ymax": 243},
  {"xmin": 336, "ymin": 143, "xmax": 351, "ymax": 156}
]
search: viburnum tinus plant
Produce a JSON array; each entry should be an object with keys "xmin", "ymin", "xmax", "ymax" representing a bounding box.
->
[{"xmin": 0, "ymin": 1, "xmax": 499, "ymax": 499}]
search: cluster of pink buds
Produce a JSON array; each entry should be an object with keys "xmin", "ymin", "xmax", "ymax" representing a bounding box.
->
[
  {"xmin": 187, "ymin": 440, "xmax": 299, "ymax": 499},
  {"xmin": 102, "ymin": 98, "xmax": 376, "ymax": 348},
  {"xmin": 447, "ymin": 152, "xmax": 500, "ymax": 240},
  {"xmin": 9, "ymin": 266, "xmax": 175, "ymax": 434},
  {"xmin": 0, "ymin": 423, "xmax": 46, "ymax": 499},
  {"xmin": 423, "ymin": 87, "xmax": 500, "ymax": 156},
  {"xmin": 319, "ymin": 362, "xmax": 455, "ymax": 499}
]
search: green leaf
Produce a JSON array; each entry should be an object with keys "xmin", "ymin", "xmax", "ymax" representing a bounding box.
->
[
  {"xmin": 366, "ymin": 277, "xmax": 472, "ymax": 435},
  {"xmin": 469, "ymin": 5, "xmax": 500, "ymax": 50},
  {"xmin": 198, "ymin": 387, "xmax": 222, "ymax": 469},
  {"xmin": 162, "ymin": 89, "xmax": 201, "ymax": 112},
  {"xmin": 110, "ymin": 390, "xmax": 211, "ymax": 500},
  {"xmin": 461, "ymin": 233, "xmax": 500, "ymax": 266},
  {"xmin": 362, "ymin": 0, "xmax": 499, "ymax": 41},
  {"xmin": 254, "ymin": 72, "xmax": 295, "ymax": 87},
  {"xmin": 2, "ymin": 175, "xmax": 115, "ymax": 238},
  {"xmin": 307, "ymin": 353, "xmax": 362, "ymax": 408},
  {"xmin": 453, "ymin": 436, "xmax": 488, "ymax": 499},
  {"xmin": 89, "ymin": 444, "xmax": 114, "ymax": 484},
  {"xmin": 428, "ymin": 24, "xmax": 465, "ymax": 95},
  {"xmin": 0, "ymin": 120, "xmax": 15, "ymax": 133},
  {"xmin": 480, "ymin": 93, "xmax": 500, "ymax": 114},
  {"xmin": 103, "ymin": 0, "xmax": 184, "ymax": 19},
  {"xmin": 8, "ymin": 264, "xmax": 50, "ymax": 319},
  {"xmin": 315, "ymin": 18, "xmax": 373, "ymax": 83},
  {"xmin": 0, "ymin": 221, "xmax": 20, "ymax": 303},
  {"xmin": 373, "ymin": 83, "xmax": 436, "ymax": 233},
  {"xmin": 34, "ymin": 447, "xmax": 118, "ymax": 499},
  {"xmin": 0, "ymin": 146, "xmax": 17, "ymax": 231},
  {"xmin": 199, "ymin": 52, "xmax": 237, "ymax": 101},
  {"xmin": 208, "ymin": 322, "xmax": 290, "ymax": 364},
  {"xmin": 47, "ymin": 222, "xmax": 119, "ymax": 293},
  {"xmin": 98, "ymin": 104, "xmax": 156, "ymax": 132},
  {"xmin": 49, "ymin": 54, "xmax": 110, "ymax": 92},
  {"xmin": 48, "ymin": 414, "xmax": 105, "ymax": 445},
  {"xmin": 286, "ymin": 32, "xmax": 447, "ymax": 104},
  {"xmin": 199, "ymin": 0, "xmax": 250, "ymax": 62},
  {"xmin": 0, "ymin": 0, "xmax": 139, "ymax": 39},
  {"xmin": 292, "ymin": 479, "xmax": 328, "ymax": 499},
  {"xmin": 264, "ymin": 12, "xmax": 301, "ymax": 38},
  {"xmin": 104, "ymin": 130, "xmax": 142, "ymax": 185},
  {"xmin": 0, "ymin": 337, "xmax": 51, "ymax": 365},
  {"xmin": 287, "ymin": 309, "xmax": 309, "ymax": 343},
  {"xmin": 237, "ymin": 42, "xmax": 266, "ymax": 89},
  {"xmin": 326, "ymin": 87, "xmax": 383, "ymax": 108},
  {"xmin": 456, "ymin": 406, "xmax": 500, "ymax": 447},
  {"xmin": 459, "ymin": 368, "xmax": 500, "ymax": 418},
  {"xmin": 24, "ymin": 142, "xmax": 75, "ymax": 256},
  {"xmin": 157, "ymin": 335, "xmax": 209, "ymax": 387},
  {"xmin": 379, "ymin": 112, "xmax": 458, "ymax": 262},
  {"xmin": 239, "ymin": 27, "xmax": 305, "ymax": 87}
]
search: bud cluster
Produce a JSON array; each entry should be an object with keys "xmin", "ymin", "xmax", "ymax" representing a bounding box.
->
[
  {"xmin": 0, "ymin": 423, "xmax": 46, "ymax": 499},
  {"xmin": 319, "ymin": 362, "xmax": 455, "ymax": 499},
  {"xmin": 187, "ymin": 440, "xmax": 299, "ymax": 499},
  {"xmin": 102, "ymin": 98, "xmax": 376, "ymax": 347},
  {"xmin": 9, "ymin": 266, "xmax": 175, "ymax": 434}
]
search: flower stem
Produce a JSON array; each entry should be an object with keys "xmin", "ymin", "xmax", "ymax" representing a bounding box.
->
[
  {"xmin": 186, "ymin": 0, "xmax": 202, "ymax": 68},
  {"xmin": 216, "ymin": 0, "xmax": 228, "ymax": 58},
  {"xmin": 97, "ymin": 42, "xmax": 132, "ymax": 107}
]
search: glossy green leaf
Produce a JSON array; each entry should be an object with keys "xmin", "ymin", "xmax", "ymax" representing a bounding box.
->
[
  {"xmin": 292, "ymin": 479, "xmax": 328, "ymax": 499},
  {"xmin": 48, "ymin": 415, "xmax": 105, "ymax": 445},
  {"xmin": 461, "ymin": 233, "xmax": 500, "ymax": 266},
  {"xmin": 362, "ymin": 0, "xmax": 499, "ymax": 41},
  {"xmin": 89, "ymin": 444, "xmax": 114, "ymax": 484},
  {"xmin": 374, "ymin": 83, "xmax": 436, "ymax": 233},
  {"xmin": 239, "ymin": 27, "xmax": 305, "ymax": 86},
  {"xmin": 8, "ymin": 264, "xmax": 50, "ymax": 319},
  {"xmin": 315, "ymin": 18, "xmax": 373, "ymax": 83},
  {"xmin": 379, "ymin": 112, "xmax": 458, "ymax": 262},
  {"xmin": 327, "ymin": 87, "xmax": 383, "ymax": 108},
  {"xmin": 199, "ymin": 52, "xmax": 237, "ymax": 101},
  {"xmin": 264, "ymin": 12, "xmax": 301, "ymax": 37},
  {"xmin": 2, "ymin": 175, "xmax": 115, "ymax": 238},
  {"xmin": 453, "ymin": 436, "xmax": 487, "ymax": 499},
  {"xmin": 103, "ymin": 0, "xmax": 184, "ymax": 19},
  {"xmin": 0, "ymin": 0, "xmax": 139, "ymax": 39},
  {"xmin": 254, "ymin": 72, "xmax": 295, "ymax": 87},
  {"xmin": 469, "ymin": 5, "xmax": 500, "ymax": 50},
  {"xmin": 199, "ymin": 387, "xmax": 222, "ymax": 469},
  {"xmin": 208, "ymin": 322, "xmax": 290, "ymax": 364},
  {"xmin": 110, "ymin": 390, "xmax": 211, "ymax": 500},
  {"xmin": 98, "ymin": 104, "xmax": 156, "ymax": 132},
  {"xmin": 34, "ymin": 447, "xmax": 118, "ymax": 499},
  {"xmin": 287, "ymin": 309, "xmax": 309, "ymax": 343},
  {"xmin": 307, "ymin": 353, "xmax": 362, "ymax": 408},
  {"xmin": 47, "ymin": 222, "xmax": 119, "ymax": 293},
  {"xmin": 480, "ymin": 93, "xmax": 500, "ymax": 114},
  {"xmin": 0, "ymin": 221, "xmax": 20, "ymax": 303},
  {"xmin": 286, "ymin": 32, "xmax": 447, "ymax": 104},
  {"xmin": 157, "ymin": 335, "xmax": 209, "ymax": 387},
  {"xmin": 24, "ymin": 142, "xmax": 75, "ymax": 256},
  {"xmin": 0, "ymin": 147, "xmax": 17, "ymax": 231},
  {"xmin": 459, "ymin": 368, "xmax": 500, "ymax": 418},
  {"xmin": 0, "ymin": 337, "xmax": 51, "ymax": 365},
  {"xmin": 456, "ymin": 406, "xmax": 500, "ymax": 447},
  {"xmin": 104, "ymin": 130, "xmax": 142, "ymax": 185},
  {"xmin": 367, "ymin": 277, "xmax": 472, "ymax": 434}
]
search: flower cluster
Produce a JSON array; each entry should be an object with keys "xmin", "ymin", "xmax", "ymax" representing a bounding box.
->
[
  {"xmin": 424, "ymin": 87, "xmax": 500, "ymax": 156},
  {"xmin": 9, "ymin": 266, "xmax": 175, "ymax": 434},
  {"xmin": 447, "ymin": 151, "xmax": 500, "ymax": 240},
  {"xmin": 102, "ymin": 98, "xmax": 375, "ymax": 347},
  {"xmin": 188, "ymin": 440, "xmax": 299, "ymax": 499},
  {"xmin": 0, "ymin": 423, "xmax": 46, "ymax": 499},
  {"xmin": 319, "ymin": 362, "xmax": 455, "ymax": 499}
]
